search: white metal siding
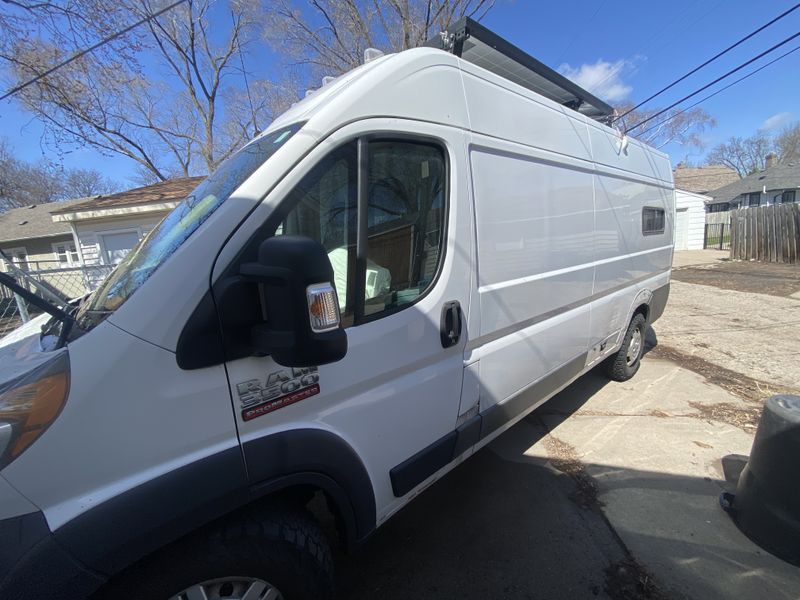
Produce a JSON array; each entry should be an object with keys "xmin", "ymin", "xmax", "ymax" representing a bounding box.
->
[
  {"xmin": 675, "ymin": 190, "xmax": 707, "ymax": 250},
  {"xmin": 675, "ymin": 208, "xmax": 689, "ymax": 250},
  {"xmin": 75, "ymin": 214, "xmax": 166, "ymax": 265}
]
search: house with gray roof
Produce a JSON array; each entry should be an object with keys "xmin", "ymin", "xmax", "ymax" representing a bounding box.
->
[
  {"xmin": 0, "ymin": 198, "xmax": 89, "ymax": 271},
  {"xmin": 706, "ymin": 156, "xmax": 799, "ymax": 212},
  {"xmin": 673, "ymin": 164, "xmax": 739, "ymax": 195},
  {"xmin": 50, "ymin": 177, "xmax": 202, "ymax": 267}
]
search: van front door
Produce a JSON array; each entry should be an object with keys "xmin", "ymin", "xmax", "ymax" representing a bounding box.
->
[{"xmin": 218, "ymin": 122, "xmax": 473, "ymax": 524}]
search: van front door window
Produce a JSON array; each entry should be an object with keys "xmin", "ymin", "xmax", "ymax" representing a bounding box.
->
[{"xmin": 274, "ymin": 138, "xmax": 447, "ymax": 325}]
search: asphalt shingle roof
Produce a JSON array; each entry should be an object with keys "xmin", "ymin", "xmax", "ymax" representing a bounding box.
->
[
  {"xmin": 0, "ymin": 198, "xmax": 89, "ymax": 244},
  {"xmin": 708, "ymin": 163, "xmax": 800, "ymax": 205},
  {"xmin": 50, "ymin": 176, "xmax": 205, "ymax": 215},
  {"xmin": 673, "ymin": 165, "xmax": 740, "ymax": 194}
]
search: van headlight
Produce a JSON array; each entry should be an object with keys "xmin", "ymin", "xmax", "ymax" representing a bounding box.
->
[{"xmin": 0, "ymin": 352, "xmax": 69, "ymax": 470}]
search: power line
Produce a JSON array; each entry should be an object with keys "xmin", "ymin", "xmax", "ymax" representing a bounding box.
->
[
  {"xmin": 554, "ymin": 0, "xmax": 607, "ymax": 66},
  {"xmin": 625, "ymin": 30, "xmax": 800, "ymax": 134},
  {"xmin": 231, "ymin": 9, "xmax": 259, "ymax": 135},
  {"xmin": 0, "ymin": 0, "xmax": 187, "ymax": 102},
  {"xmin": 635, "ymin": 43, "xmax": 800, "ymax": 140},
  {"xmin": 588, "ymin": 0, "xmax": 726, "ymax": 95},
  {"xmin": 616, "ymin": 2, "xmax": 800, "ymax": 121}
]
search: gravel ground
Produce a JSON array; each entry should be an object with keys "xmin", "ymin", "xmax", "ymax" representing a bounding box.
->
[
  {"xmin": 656, "ymin": 279, "xmax": 800, "ymax": 392},
  {"xmin": 671, "ymin": 260, "xmax": 800, "ymax": 298}
]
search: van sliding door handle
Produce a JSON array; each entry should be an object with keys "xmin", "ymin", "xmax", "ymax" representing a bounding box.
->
[{"xmin": 440, "ymin": 301, "xmax": 462, "ymax": 348}]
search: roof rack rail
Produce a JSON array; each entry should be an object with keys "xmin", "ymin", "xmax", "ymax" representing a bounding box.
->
[{"xmin": 425, "ymin": 17, "xmax": 615, "ymax": 122}]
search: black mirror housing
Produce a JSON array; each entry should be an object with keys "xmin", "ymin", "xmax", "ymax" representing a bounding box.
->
[{"xmin": 240, "ymin": 235, "xmax": 347, "ymax": 367}]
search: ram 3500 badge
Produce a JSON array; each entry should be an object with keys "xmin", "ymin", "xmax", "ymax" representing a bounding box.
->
[{"xmin": 236, "ymin": 366, "xmax": 320, "ymax": 421}]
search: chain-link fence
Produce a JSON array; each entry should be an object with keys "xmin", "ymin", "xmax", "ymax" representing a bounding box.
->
[{"xmin": 0, "ymin": 258, "xmax": 114, "ymax": 338}]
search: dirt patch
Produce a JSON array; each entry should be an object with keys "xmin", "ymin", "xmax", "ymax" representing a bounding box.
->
[
  {"xmin": 648, "ymin": 344, "xmax": 794, "ymax": 403},
  {"xmin": 605, "ymin": 559, "xmax": 673, "ymax": 600},
  {"xmin": 688, "ymin": 401, "xmax": 762, "ymax": 432},
  {"xmin": 672, "ymin": 260, "xmax": 800, "ymax": 298},
  {"xmin": 536, "ymin": 428, "xmax": 674, "ymax": 599},
  {"xmin": 541, "ymin": 432, "xmax": 601, "ymax": 511}
]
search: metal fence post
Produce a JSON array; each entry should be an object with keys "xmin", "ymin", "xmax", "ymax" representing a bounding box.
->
[{"xmin": 13, "ymin": 292, "xmax": 29, "ymax": 322}]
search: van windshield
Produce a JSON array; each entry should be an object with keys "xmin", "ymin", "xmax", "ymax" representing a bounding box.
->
[{"xmin": 75, "ymin": 123, "xmax": 303, "ymax": 331}]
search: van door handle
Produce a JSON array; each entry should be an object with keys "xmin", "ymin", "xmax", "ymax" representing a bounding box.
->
[{"xmin": 440, "ymin": 301, "xmax": 462, "ymax": 348}]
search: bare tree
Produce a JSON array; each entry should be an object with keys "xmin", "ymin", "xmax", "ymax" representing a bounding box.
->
[
  {"xmin": 263, "ymin": 0, "xmax": 495, "ymax": 79},
  {"xmin": 63, "ymin": 168, "xmax": 120, "ymax": 198},
  {"xmin": 0, "ymin": 138, "xmax": 118, "ymax": 210},
  {"xmin": 2, "ymin": 0, "xmax": 283, "ymax": 181},
  {"xmin": 705, "ymin": 132, "xmax": 776, "ymax": 177},
  {"xmin": 775, "ymin": 122, "xmax": 800, "ymax": 164},
  {"xmin": 614, "ymin": 103, "xmax": 716, "ymax": 151}
]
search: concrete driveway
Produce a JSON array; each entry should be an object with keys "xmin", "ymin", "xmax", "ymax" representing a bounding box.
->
[{"xmin": 337, "ymin": 252, "xmax": 800, "ymax": 600}]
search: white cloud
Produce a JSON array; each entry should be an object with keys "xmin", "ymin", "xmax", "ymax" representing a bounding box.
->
[
  {"xmin": 760, "ymin": 112, "xmax": 793, "ymax": 131},
  {"xmin": 558, "ymin": 59, "xmax": 635, "ymax": 103}
]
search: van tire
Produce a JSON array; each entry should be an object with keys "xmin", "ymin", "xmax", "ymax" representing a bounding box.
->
[
  {"xmin": 95, "ymin": 503, "xmax": 334, "ymax": 600},
  {"xmin": 603, "ymin": 313, "xmax": 647, "ymax": 382}
]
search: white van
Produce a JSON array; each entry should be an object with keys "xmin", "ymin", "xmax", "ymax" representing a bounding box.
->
[{"xmin": 0, "ymin": 18, "xmax": 673, "ymax": 600}]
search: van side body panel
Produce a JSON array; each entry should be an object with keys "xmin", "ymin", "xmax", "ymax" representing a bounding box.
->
[{"xmin": 457, "ymin": 58, "xmax": 673, "ymax": 422}]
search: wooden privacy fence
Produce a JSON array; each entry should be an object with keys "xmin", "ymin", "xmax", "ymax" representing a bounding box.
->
[{"xmin": 729, "ymin": 203, "xmax": 800, "ymax": 263}]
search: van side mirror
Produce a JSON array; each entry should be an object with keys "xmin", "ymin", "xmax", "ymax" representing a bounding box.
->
[{"xmin": 239, "ymin": 235, "xmax": 347, "ymax": 367}]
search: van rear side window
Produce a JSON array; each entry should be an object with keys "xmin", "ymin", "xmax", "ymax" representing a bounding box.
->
[{"xmin": 642, "ymin": 207, "xmax": 665, "ymax": 235}]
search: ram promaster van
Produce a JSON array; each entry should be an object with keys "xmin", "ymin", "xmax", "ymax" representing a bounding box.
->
[{"xmin": 0, "ymin": 18, "xmax": 673, "ymax": 600}]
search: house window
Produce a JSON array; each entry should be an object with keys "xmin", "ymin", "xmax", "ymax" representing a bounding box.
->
[
  {"xmin": 642, "ymin": 207, "xmax": 665, "ymax": 235},
  {"xmin": 52, "ymin": 241, "xmax": 80, "ymax": 266},
  {"xmin": 99, "ymin": 230, "xmax": 142, "ymax": 265},
  {"xmin": 782, "ymin": 190, "xmax": 796, "ymax": 204},
  {"xmin": 1, "ymin": 246, "xmax": 28, "ymax": 271},
  {"xmin": 708, "ymin": 203, "xmax": 729, "ymax": 213},
  {"xmin": 747, "ymin": 192, "xmax": 761, "ymax": 207}
]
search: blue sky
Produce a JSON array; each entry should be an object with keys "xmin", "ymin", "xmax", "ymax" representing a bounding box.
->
[{"xmin": 1, "ymin": 0, "xmax": 799, "ymax": 185}]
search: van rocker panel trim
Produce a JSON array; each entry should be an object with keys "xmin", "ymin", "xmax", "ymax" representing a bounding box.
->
[
  {"xmin": 648, "ymin": 283, "xmax": 669, "ymax": 324},
  {"xmin": 390, "ymin": 354, "xmax": 588, "ymax": 498},
  {"xmin": 390, "ymin": 414, "xmax": 481, "ymax": 498},
  {"xmin": 480, "ymin": 353, "xmax": 587, "ymax": 439}
]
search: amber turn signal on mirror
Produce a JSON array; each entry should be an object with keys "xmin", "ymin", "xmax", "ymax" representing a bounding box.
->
[{"xmin": 306, "ymin": 283, "xmax": 341, "ymax": 333}]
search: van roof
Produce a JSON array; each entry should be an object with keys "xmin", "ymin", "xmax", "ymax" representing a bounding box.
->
[{"xmin": 425, "ymin": 17, "xmax": 615, "ymax": 121}]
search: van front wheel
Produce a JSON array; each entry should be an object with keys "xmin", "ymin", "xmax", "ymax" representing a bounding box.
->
[
  {"xmin": 95, "ymin": 503, "xmax": 334, "ymax": 600},
  {"xmin": 603, "ymin": 313, "xmax": 647, "ymax": 382}
]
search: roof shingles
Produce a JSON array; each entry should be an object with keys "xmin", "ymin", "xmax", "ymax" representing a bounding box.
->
[
  {"xmin": 0, "ymin": 198, "xmax": 88, "ymax": 244},
  {"xmin": 673, "ymin": 165, "xmax": 740, "ymax": 194},
  {"xmin": 50, "ymin": 176, "xmax": 204, "ymax": 215},
  {"xmin": 708, "ymin": 163, "xmax": 800, "ymax": 205}
]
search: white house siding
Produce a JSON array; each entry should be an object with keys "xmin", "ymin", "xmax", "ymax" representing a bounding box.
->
[
  {"xmin": 75, "ymin": 214, "xmax": 167, "ymax": 266},
  {"xmin": 674, "ymin": 190, "xmax": 707, "ymax": 250}
]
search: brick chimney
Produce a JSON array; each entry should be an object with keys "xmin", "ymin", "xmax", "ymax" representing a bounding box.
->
[{"xmin": 765, "ymin": 153, "xmax": 778, "ymax": 168}]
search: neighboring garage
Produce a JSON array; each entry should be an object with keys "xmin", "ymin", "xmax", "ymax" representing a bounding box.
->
[{"xmin": 674, "ymin": 189, "xmax": 707, "ymax": 250}]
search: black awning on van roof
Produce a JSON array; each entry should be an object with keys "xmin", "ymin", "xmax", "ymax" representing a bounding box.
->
[{"xmin": 425, "ymin": 17, "xmax": 615, "ymax": 122}]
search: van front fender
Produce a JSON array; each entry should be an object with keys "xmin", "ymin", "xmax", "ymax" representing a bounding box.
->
[{"xmin": 242, "ymin": 428, "xmax": 377, "ymax": 545}]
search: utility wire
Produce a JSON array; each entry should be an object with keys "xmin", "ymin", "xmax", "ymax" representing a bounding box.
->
[
  {"xmin": 616, "ymin": 2, "xmax": 800, "ymax": 121},
  {"xmin": 554, "ymin": 0, "xmax": 607, "ymax": 65},
  {"xmin": 0, "ymin": 0, "xmax": 187, "ymax": 102},
  {"xmin": 589, "ymin": 0, "xmax": 726, "ymax": 95},
  {"xmin": 231, "ymin": 9, "xmax": 259, "ymax": 135},
  {"xmin": 625, "ymin": 30, "xmax": 800, "ymax": 134},
  {"xmin": 635, "ymin": 42, "xmax": 800, "ymax": 140}
]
